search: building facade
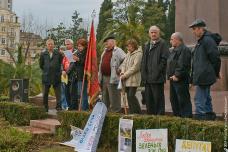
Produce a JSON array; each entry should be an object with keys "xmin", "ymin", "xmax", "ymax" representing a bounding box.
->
[{"xmin": 0, "ymin": 0, "xmax": 20, "ymax": 63}]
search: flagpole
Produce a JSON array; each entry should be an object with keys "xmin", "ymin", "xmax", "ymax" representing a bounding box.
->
[{"xmin": 78, "ymin": 10, "xmax": 96, "ymax": 111}]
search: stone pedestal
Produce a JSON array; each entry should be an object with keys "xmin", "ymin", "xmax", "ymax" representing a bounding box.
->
[{"xmin": 175, "ymin": 0, "xmax": 228, "ymax": 45}]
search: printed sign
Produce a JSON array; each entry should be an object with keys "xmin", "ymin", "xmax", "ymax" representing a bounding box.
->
[
  {"xmin": 136, "ymin": 129, "xmax": 168, "ymax": 152},
  {"xmin": 76, "ymin": 102, "xmax": 107, "ymax": 152},
  {"xmin": 175, "ymin": 139, "xmax": 211, "ymax": 152},
  {"xmin": 118, "ymin": 118, "xmax": 133, "ymax": 152}
]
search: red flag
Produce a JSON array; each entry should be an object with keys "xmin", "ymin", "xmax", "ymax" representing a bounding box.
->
[{"xmin": 84, "ymin": 21, "xmax": 100, "ymax": 108}]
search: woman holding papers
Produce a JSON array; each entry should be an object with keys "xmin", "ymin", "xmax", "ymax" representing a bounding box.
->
[{"xmin": 120, "ymin": 39, "xmax": 142, "ymax": 114}]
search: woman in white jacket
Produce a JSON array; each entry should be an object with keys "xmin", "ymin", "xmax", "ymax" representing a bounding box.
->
[{"xmin": 120, "ymin": 39, "xmax": 142, "ymax": 114}]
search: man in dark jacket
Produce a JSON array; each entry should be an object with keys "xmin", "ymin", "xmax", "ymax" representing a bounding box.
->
[
  {"xmin": 39, "ymin": 39, "xmax": 63, "ymax": 112},
  {"xmin": 141, "ymin": 26, "xmax": 169, "ymax": 115},
  {"xmin": 189, "ymin": 19, "xmax": 221, "ymax": 120},
  {"xmin": 167, "ymin": 32, "xmax": 192, "ymax": 118}
]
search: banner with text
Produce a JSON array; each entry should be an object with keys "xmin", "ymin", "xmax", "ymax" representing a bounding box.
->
[
  {"xmin": 175, "ymin": 139, "xmax": 211, "ymax": 152},
  {"xmin": 136, "ymin": 129, "xmax": 168, "ymax": 152},
  {"xmin": 76, "ymin": 102, "xmax": 107, "ymax": 152}
]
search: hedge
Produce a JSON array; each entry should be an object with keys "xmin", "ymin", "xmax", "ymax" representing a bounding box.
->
[
  {"xmin": 0, "ymin": 102, "xmax": 47, "ymax": 126},
  {"xmin": 0, "ymin": 117, "xmax": 32, "ymax": 152},
  {"xmin": 57, "ymin": 111, "xmax": 224, "ymax": 152}
]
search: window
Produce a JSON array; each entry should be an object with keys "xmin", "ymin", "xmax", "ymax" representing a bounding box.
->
[
  {"xmin": 10, "ymin": 40, "xmax": 14, "ymax": 47},
  {"xmin": 2, "ymin": 38, "xmax": 6, "ymax": 44},
  {"xmin": 2, "ymin": 27, "xmax": 6, "ymax": 32},
  {"xmin": 10, "ymin": 28, "xmax": 14, "ymax": 36},
  {"xmin": 1, "ymin": 50, "xmax": 6, "ymax": 56},
  {"xmin": 1, "ymin": 16, "xmax": 4, "ymax": 22}
]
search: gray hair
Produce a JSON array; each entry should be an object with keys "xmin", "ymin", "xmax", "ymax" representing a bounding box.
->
[
  {"xmin": 171, "ymin": 32, "xmax": 184, "ymax": 42},
  {"xmin": 149, "ymin": 25, "xmax": 160, "ymax": 33},
  {"xmin": 65, "ymin": 39, "xmax": 74, "ymax": 44}
]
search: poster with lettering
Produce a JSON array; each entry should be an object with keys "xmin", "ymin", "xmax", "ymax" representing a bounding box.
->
[
  {"xmin": 136, "ymin": 129, "xmax": 168, "ymax": 152},
  {"xmin": 118, "ymin": 118, "xmax": 133, "ymax": 152},
  {"xmin": 75, "ymin": 102, "xmax": 107, "ymax": 152},
  {"xmin": 175, "ymin": 139, "xmax": 211, "ymax": 152}
]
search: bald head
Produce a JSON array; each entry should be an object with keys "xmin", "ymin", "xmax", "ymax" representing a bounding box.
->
[
  {"xmin": 171, "ymin": 32, "xmax": 184, "ymax": 42},
  {"xmin": 149, "ymin": 25, "xmax": 160, "ymax": 41},
  {"xmin": 170, "ymin": 32, "xmax": 184, "ymax": 48}
]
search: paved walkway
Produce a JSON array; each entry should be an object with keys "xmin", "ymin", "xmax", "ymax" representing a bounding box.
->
[{"xmin": 128, "ymin": 87, "xmax": 228, "ymax": 116}]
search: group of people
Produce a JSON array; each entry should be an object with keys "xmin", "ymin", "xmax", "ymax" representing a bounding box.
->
[
  {"xmin": 39, "ymin": 38, "xmax": 89, "ymax": 112},
  {"xmin": 40, "ymin": 19, "xmax": 221, "ymax": 121}
]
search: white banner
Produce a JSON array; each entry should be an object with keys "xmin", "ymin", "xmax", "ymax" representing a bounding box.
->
[
  {"xmin": 175, "ymin": 139, "xmax": 211, "ymax": 152},
  {"xmin": 76, "ymin": 102, "xmax": 107, "ymax": 152},
  {"xmin": 136, "ymin": 129, "xmax": 168, "ymax": 152},
  {"xmin": 118, "ymin": 118, "xmax": 133, "ymax": 152},
  {"xmin": 60, "ymin": 125, "xmax": 83, "ymax": 148}
]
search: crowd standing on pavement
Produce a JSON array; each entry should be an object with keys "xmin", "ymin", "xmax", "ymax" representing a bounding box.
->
[{"xmin": 40, "ymin": 19, "xmax": 221, "ymax": 121}]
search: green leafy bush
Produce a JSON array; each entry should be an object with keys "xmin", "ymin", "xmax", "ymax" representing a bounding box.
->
[
  {"xmin": 0, "ymin": 117, "xmax": 32, "ymax": 152},
  {"xmin": 0, "ymin": 127, "xmax": 32, "ymax": 152},
  {"xmin": 57, "ymin": 111, "xmax": 224, "ymax": 152},
  {"xmin": 0, "ymin": 102, "xmax": 47, "ymax": 126}
]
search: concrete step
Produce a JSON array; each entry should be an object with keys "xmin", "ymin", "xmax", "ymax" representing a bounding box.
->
[
  {"xmin": 16, "ymin": 126, "xmax": 52, "ymax": 135},
  {"xmin": 30, "ymin": 119, "xmax": 60, "ymax": 134}
]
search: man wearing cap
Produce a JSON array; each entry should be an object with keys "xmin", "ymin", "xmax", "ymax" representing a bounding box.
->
[
  {"xmin": 98, "ymin": 36, "xmax": 126, "ymax": 112},
  {"xmin": 141, "ymin": 26, "xmax": 169, "ymax": 115},
  {"xmin": 189, "ymin": 19, "xmax": 221, "ymax": 120}
]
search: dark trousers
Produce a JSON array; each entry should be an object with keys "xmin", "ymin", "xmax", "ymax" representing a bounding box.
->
[
  {"xmin": 66, "ymin": 78, "xmax": 78, "ymax": 110},
  {"xmin": 43, "ymin": 83, "xmax": 61, "ymax": 111},
  {"xmin": 170, "ymin": 81, "xmax": 192, "ymax": 118},
  {"xmin": 125, "ymin": 87, "xmax": 141, "ymax": 114},
  {"xmin": 145, "ymin": 83, "xmax": 165, "ymax": 115}
]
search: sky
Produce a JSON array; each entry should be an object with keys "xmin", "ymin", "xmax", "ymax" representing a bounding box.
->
[{"xmin": 13, "ymin": 0, "xmax": 104, "ymax": 30}]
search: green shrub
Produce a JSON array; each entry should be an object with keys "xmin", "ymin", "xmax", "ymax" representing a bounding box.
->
[
  {"xmin": 0, "ymin": 127, "xmax": 32, "ymax": 152},
  {"xmin": 0, "ymin": 102, "xmax": 47, "ymax": 126},
  {"xmin": 0, "ymin": 96, "xmax": 9, "ymax": 101},
  {"xmin": 57, "ymin": 111, "xmax": 224, "ymax": 152},
  {"xmin": 0, "ymin": 117, "xmax": 32, "ymax": 152}
]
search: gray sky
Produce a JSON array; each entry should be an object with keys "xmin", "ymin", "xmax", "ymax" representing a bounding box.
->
[{"xmin": 13, "ymin": 0, "xmax": 104, "ymax": 29}]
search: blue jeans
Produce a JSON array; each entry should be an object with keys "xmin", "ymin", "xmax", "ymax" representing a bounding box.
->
[
  {"xmin": 194, "ymin": 85, "xmax": 213, "ymax": 115},
  {"xmin": 61, "ymin": 83, "xmax": 68, "ymax": 110},
  {"xmin": 77, "ymin": 81, "xmax": 88, "ymax": 111}
]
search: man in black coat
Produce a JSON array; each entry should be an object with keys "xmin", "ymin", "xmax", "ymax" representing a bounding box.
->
[
  {"xmin": 189, "ymin": 19, "xmax": 221, "ymax": 120},
  {"xmin": 141, "ymin": 26, "xmax": 169, "ymax": 115},
  {"xmin": 39, "ymin": 39, "xmax": 63, "ymax": 112},
  {"xmin": 167, "ymin": 32, "xmax": 192, "ymax": 118}
]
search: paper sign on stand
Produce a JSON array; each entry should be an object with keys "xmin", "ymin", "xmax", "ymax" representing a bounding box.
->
[
  {"xmin": 136, "ymin": 129, "xmax": 168, "ymax": 152},
  {"xmin": 75, "ymin": 102, "xmax": 107, "ymax": 152},
  {"xmin": 118, "ymin": 118, "xmax": 133, "ymax": 152},
  {"xmin": 175, "ymin": 139, "xmax": 211, "ymax": 152}
]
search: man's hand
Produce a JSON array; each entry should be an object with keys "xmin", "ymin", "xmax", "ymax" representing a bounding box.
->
[
  {"xmin": 73, "ymin": 55, "xmax": 79, "ymax": 61},
  {"xmin": 62, "ymin": 71, "xmax": 67, "ymax": 77},
  {"xmin": 120, "ymin": 74, "xmax": 125, "ymax": 80},
  {"xmin": 170, "ymin": 75, "xmax": 179, "ymax": 82},
  {"xmin": 217, "ymin": 72, "xmax": 222, "ymax": 79}
]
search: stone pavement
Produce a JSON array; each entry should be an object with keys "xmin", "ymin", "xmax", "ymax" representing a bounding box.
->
[{"xmin": 130, "ymin": 87, "xmax": 228, "ymax": 117}]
